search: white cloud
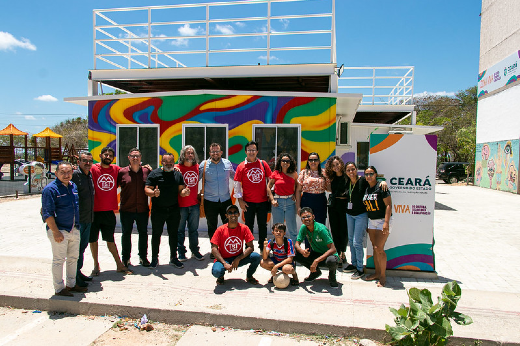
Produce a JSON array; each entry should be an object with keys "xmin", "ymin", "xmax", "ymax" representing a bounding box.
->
[
  {"xmin": 34, "ymin": 95, "xmax": 58, "ymax": 102},
  {"xmin": 0, "ymin": 31, "xmax": 36, "ymax": 51},
  {"xmin": 279, "ymin": 18, "xmax": 290, "ymax": 29},
  {"xmin": 171, "ymin": 38, "xmax": 189, "ymax": 47},
  {"xmin": 215, "ymin": 24, "xmax": 234, "ymax": 35},
  {"xmin": 235, "ymin": 22, "xmax": 246, "ymax": 28},
  {"xmin": 15, "ymin": 111, "xmax": 23, "ymax": 115},
  {"xmin": 178, "ymin": 24, "xmax": 203, "ymax": 36},
  {"xmin": 24, "ymin": 115, "xmax": 36, "ymax": 120},
  {"xmin": 415, "ymin": 91, "xmax": 456, "ymax": 98},
  {"xmin": 258, "ymin": 55, "xmax": 279, "ymax": 61}
]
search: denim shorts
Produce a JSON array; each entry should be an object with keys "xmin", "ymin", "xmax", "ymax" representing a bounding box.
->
[{"xmin": 368, "ymin": 217, "xmax": 392, "ymax": 233}]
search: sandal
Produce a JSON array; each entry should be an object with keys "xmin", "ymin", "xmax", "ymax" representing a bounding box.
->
[
  {"xmin": 117, "ymin": 267, "xmax": 133, "ymax": 274},
  {"xmin": 216, "ymin": 276, "xmax": 225, "ymax": 285},
  {"xmin": 246, "ymin": 276, "xmax": 259, "ymax": 285},
  {"xmin": 268, "ymin": 276, "xmax": 274, "ymax": 284},
  {"xmin": 290, "ymin": 278, "xmax": 299, "ymax": 286},
  {"xmin": 91, "ymin": 267, "xmax": 100, "ymax": 276}
]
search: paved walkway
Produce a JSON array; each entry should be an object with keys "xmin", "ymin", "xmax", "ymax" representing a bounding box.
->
[{"xmin": 0, "ymin": 182, "xmax": 519, "ymax": 343}]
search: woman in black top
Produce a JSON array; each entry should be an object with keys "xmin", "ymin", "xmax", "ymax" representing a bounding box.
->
[
  {"xmin": 324, "ymin": 156, "xmax": 348, "ymax": 265},
  {"xmin": 345, "ymin": 162, "xmax": 388, "ymax": 279},
  {"xmin": 362, "ymin": 166, "xmax": 392, "ymax": 287}
]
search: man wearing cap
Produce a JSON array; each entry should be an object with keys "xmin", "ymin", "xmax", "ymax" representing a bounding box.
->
[
  {"xmin": 71, "ymin": 151, "xmax": 95, "ymax": 287},
  {"xmin": 145, "ymin": 153, "xmax": 190, "ymax": 269},
  {"xmin": 210, "ymin": 204, "xmax": 261, "ymax": 285},
  {"xmin": 42, "ymin": 161, "xmax": 87, "ymax": 296}
]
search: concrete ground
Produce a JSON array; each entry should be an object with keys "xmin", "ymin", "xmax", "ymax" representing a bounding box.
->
[{"xmin": 0, "ymin": 182, "xmax": 519, "ymax": 344}]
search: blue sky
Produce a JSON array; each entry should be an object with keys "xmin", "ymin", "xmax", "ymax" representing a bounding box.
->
[{"xmin": 0, "ymin": 0, "xmax": 482, "ymax": 134}]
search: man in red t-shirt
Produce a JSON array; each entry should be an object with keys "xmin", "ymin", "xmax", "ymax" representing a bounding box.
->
[
  {"xmin": 210, "ymin": 204, "xmax": 261, "ymax": 285},
  {"xmin": 89, "ymin": 146, "xmax": 130, "ymax": 275},
  {"xmin": 175, "ymin": 145, "xmax": 204, "ymax": 262},
  {"xmin": 233, "ymin": 140, "xmax": 272, "ymax": 252}
]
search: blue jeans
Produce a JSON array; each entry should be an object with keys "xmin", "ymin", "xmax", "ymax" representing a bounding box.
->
[
  {"xmin": 77, "ymin": 223, "xmax": 91, "ymax": 275},
  {"xmin": 211, "ymin": 252, "xmax": 261, "ymax": 278},
  {"xmin": 271, "ymin": 198, "xmax": 297, "ymax": 240},
  {"xmin": 347, "ymin": 212, "xmax": 368, "ymax": 272},
  {"xmin": 177, "ymin": 204, "xmax": 200, "ymax": 256}
]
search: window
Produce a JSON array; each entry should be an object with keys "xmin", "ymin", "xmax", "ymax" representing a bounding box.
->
[
  {"xmin": 253, "ymin": 125, "xmax": 300, "ymax": 170},
  {"xmin": 357, "ymin": 141, "xmax": 369, "ymax": 170},
  {"xmin": 116, "ymin": 125, "xmax": 159, "ymax": 168},
  {"xmin": 338, "ymin": 122, "xmax": 349, "ymax": 145},
  {"xmin": 183, "ymin": 124, "xmax": 228, "ymax": 160}
]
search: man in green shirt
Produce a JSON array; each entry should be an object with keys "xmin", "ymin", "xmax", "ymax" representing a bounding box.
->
[{"xmin": 294, "ymin": 207, "xmax": 340, "ymax": 288}]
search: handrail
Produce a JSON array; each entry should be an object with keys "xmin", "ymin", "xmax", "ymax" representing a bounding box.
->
[
  {"xmin": 93, "ymin": 0, "xmax": 334, "ymax": 69},
  {"xmin": 338, "ymin": 66, "xmax": 414, "ymax": 105}
]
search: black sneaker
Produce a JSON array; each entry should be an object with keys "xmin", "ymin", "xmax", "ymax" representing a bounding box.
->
[
  {"xmin": 343, "ymin": 264, "xmax": 356, "ymax": 273},
  {"xmin": 351, "ymin": 270, "xmax": 364, "ymax": 280},
  {"xmin": 150, "ymin": 258, "xmax": 158, "ymax": 268},
  {"xmin": 178, "ymin": 253, "xmax": 188, "ymax": 262},
  {"xmin": 169, "ymin": 258, "xmax": 184, "ymax": 268},
  {"xmin": 75, "ymin": 277, "xmax": 88, "ymax": 287},
  {"xmin": 304, "ymin": 270, "xmax": 322, "ymax": 282},
  {"xmin": 192, "ymin": 252, "xmax": 205, "ymax": 261},
  {"xmin": 78, "ymin": 272, "xmax": 93, "ymax": 282},
  {"xmin": 139, "ymin": 258, "xmax": 151, "ymax": 267}
]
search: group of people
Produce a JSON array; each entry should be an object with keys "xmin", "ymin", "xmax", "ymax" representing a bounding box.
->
[{"xmin": 41, "ymin": 140, "xmax": 392, "ymax": 297}]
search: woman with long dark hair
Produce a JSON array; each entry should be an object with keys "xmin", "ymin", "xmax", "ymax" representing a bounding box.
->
[
  {"xmin": 324, "ymin": 156, "xmax": 349, "ymax": 265},
  {"xmin": 345, "ymin": 161, "xmax": 387, "ymax": 280},
  {"xmin": 295, "ymin": 152, "xmax": 328, "ymax": 224},
  {"xmin": 362, "ymin": 166, "xmax": 392, "ymax": 287},
  {"xmin": 266, "ymin": 153, "xmax": 299, "ymax": 239}
]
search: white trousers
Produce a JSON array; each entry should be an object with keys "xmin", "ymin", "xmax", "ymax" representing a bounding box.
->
[{"xmin": 47, "ymin": 228, "xmax": 80, "ymax": 292}]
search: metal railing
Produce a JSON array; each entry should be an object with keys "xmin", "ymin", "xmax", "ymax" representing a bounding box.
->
[
  {"xmin": 93, "ymin": 0, "xmax": 335, "ymax": 69},
  {"xmin": 338, "ymin": 66, "xmax": 414, "ymax": 105}
]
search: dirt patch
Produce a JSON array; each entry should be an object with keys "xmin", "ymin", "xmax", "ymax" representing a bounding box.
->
[{"xmin": 91, "ymin": 317, "xmax": 187, "ymax": 346}]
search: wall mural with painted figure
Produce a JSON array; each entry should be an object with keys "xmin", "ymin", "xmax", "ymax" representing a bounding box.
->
[
  {"xmin": 88, "ymin": 94, "xmax": 337, "ymax": 169},
  {"xmin": 475, "ymin": 139, "xmax": 519, "ymax": 194}
]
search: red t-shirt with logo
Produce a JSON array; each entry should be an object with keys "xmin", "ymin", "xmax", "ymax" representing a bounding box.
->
[
  {"xmin": 234, "ymin": 159, "xmax": 272, "ymax": 203},
  {"xmin": 175, "ymin": 163, "xmax": 199, "ymax": 207},
  {"xmin": 210, "ymin": 223, "xmax": 254, "ymax": 259},
  {"xmin": 91, "ymin": 163, "xmax": 120, "ymax": 212}
]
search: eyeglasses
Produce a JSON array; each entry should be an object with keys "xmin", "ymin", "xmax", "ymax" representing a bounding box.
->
[
  {"xmin": 81, "ymin": 159, "xmax": 93, "ymax": 163},
  {"xmin": 227, "ymin": 211, "xmax": 239, "ymax": 215},
  {"xmin": 308, "ymin": 159, "xmax": 319, "ymax": 163},
  {"xmin": 129, "ymin": 155, "xmax": 141, "ymax": 158},
  {"xmin": 210, "ymin": 151, "xmax": 221, "ymax": 154},
  {"xmin": 301, "ymin": 215, "xmax": 312, "ymax": 220},
  {"xmin": 246, "ymin": 149, "xmax": 257, "ymax": 153},
  {"xmin": 281, "ymin": 159, "xmax": 290, "ymax": 163},
  {"xmin": 365, "ymin": 173, "xmax": 375, "ymax": 176}
]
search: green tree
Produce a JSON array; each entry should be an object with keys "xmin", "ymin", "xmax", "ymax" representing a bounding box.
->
[
  {"xmin": 399, "ymin": 86, "xmax": 477, "ymax": 167},
  {"xmin": 51, "ymin": 117, "xmax": 88, "ymax": 149}
]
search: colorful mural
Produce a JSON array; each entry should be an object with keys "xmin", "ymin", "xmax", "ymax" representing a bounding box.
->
[
  {"xmin": 88, "ymin": 94, "xmax": 337, "ymax": 169},
  {"xmin": 475, "ymin": 139, "xmax": 519, "ymax": 193}
]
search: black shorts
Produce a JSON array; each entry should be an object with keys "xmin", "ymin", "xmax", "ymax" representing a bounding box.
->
[{"xmin": 90, "ymin": 211, "xmax": 116, "ymax": 243}]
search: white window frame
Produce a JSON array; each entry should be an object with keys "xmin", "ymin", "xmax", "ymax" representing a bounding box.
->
[
  {"xmin": 182, "ymin": 124, "xmax": 229, "ymax": 159},
  {"xmin": 116, "ymin": 124, "xmax": 160, "ymax": 168},
  {"xmin": 337, "ymin": 121, "xmax": 351, "ymax": 146},
  {"xmin": 252, "ymin": 124, "xmax": 301, "ymax": 168}
]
